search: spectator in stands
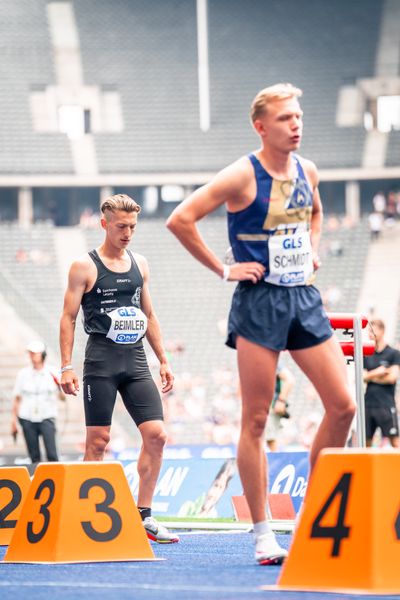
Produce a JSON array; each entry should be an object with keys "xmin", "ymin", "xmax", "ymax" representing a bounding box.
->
[
  {"xmin": 59, "ymin": 193, "xmax": 178, "ymax": 544},
  {"xmin": 11, "ymin": 341, "xmax": 64, "ymax": 464},
  {"xmin": 167, "ymin": 83, "xmax": 355, "ymax": 566},
  {"xmin": 205, "ymin": 412, "xmax": 240, "ymax": 445},
  {"xmin": 327, "ymin": 239, "xmax": 343, "ymax": 257},
  {"xmin": 396, "ymin": 191, "xmax": 400, "ymax": 219},
  {"xmin": 266, "ymin": 361, "xmax": 295, "ymax": 451},
  {"xmin": 299, "ymin": 411, "xmax": 322, "ymax": 449},
  {"xmin": 321, "ymin": 284, "xmax": 342, "ymax": 310},
  {"xmin": 326, "ymin": 215, "xmax": 340, "ymax": 231},
  {"xmin": 368, "ymin": 211, "xmax": 384, "ymax": 241},
  {"xmin": 372, "ymin": 190, "xmax": 386, "ymax": 215},
  {"xmin": 15, "ymin": 248, "xmax": 28, "ymax": 263},
  {"xmin": 29, "ymin": 248, "xmax": 51, "ymax": 265},
  {"xmin": 79, "ymin": 207, "xmax": 101, "ymax": 229},
  {"xmin": 363, "ymin": 319, "xmax": 400, "ymax": 448},
  {"xmin": 386, "ymin": 190, "xmax": 397, "ymax": 221}
]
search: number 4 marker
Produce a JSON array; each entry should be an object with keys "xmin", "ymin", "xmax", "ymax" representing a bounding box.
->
[{"xmin": 274, "ymin": 449, "xmax": 400, "ymax": 594}]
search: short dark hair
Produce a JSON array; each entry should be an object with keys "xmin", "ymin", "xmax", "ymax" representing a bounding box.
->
[{"xmin": 370, "ymin": 318, "xmax": 385, "ymax": 332}]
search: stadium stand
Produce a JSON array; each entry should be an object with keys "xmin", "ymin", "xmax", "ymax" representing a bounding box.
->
[
  {"xmin": 0, "ymin": 0, "xmax": 386, "ymax": 175},
  {"xmin": 0, "ymin": 0, "xmax": 72, "ymax": 174},
  {"xmin": 207, "ymin": 0, "xmax": 382, "ymax": 169},
  {"xmin": 386, "ymin": 132, "xmax": 400, "ymax": 168}
]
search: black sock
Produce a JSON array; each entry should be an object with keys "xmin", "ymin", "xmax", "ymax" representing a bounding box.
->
[{"xmin": 138, "ymin": 507, "xmax": 151, "ymax": 521}]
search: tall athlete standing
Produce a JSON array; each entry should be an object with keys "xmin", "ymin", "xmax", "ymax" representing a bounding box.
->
[
  {"xmin": 60, "ymin": 194, "xmax": 179, "ymax": 543},
  {"xmin": 167, "ymin": 83, "xmax": 355, "ymax": 564}
]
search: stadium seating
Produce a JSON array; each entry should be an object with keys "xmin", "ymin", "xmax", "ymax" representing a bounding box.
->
[
  {"xmin": 0, "ymin": 0, "xmax": 72, "ymax": 174},
  {"xmin": 0, "ymin": 0, "xmax": 385, "ymax": 175}
]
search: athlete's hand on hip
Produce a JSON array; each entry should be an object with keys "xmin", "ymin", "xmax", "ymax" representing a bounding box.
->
[
  {"xmin": 228, "ymin": 262, "xmax": 265, "ymax": 284},
  {"xmin": 312, "ymin": 252, "xmax": 321, "ymax": 271},
  {"xmin": 61, "ymin": 370, "xmax": 80, "ymax": 396},
  {"xmin": 160, "ymin": 363, "xmax": 174, "ymax": 393}
]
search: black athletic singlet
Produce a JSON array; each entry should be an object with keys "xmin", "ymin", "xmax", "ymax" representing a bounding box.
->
[
  {"xmin": 81, "ymin": 249, "xmax": 163, "ymax": 427},
  {"xmin": 81, "ymin": 249, "xmax": 146, "ymax": 344}
]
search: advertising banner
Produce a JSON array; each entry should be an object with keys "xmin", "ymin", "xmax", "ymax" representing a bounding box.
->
[{"xmin": 118, "ymin": 447, "xmax": 309, "ymax": 517}]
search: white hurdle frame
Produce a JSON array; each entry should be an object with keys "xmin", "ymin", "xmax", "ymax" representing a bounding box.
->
[{"xmin": 328, "ymin": 312, "xmax": 369, "ymax": 448}]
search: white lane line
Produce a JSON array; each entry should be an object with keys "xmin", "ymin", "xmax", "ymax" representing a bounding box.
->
[{"xmin": 0, "ymin": 581, "xmax": 264, "ymax": 594}]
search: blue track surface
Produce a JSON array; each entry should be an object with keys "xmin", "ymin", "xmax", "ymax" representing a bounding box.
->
[{"xmin": 1, "ymin": 533, "xmax": 400, "ymax": 600}]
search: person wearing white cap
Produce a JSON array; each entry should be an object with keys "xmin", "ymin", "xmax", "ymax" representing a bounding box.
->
[{"xmin": 11, "ymin": 341, "xmax": 65, "ymax": 464}]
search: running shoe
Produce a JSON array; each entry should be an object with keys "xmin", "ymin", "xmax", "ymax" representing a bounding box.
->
[
  {"xmin": 255, "ymin": 532, "xmax": 288, "ymax": 565},
  {"xmin": 143, "ymin": 516, "xmax": 180, "ymax": 544}
]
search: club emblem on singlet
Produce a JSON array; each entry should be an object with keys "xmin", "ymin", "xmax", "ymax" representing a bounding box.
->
[
  {"xmin": 131, "ymin": 287, "xmax": 142, "ymax": 308},
  {"xmin": 281, "ymin": 178, "xmax": 311, "ymax": 221},
  {"xmin": 106, "ymin": 306, "xmax": 148, "ymax": 344},
  {"xmin": 263, "ymin": 178, "xmax": 314, "ymax": 287}
]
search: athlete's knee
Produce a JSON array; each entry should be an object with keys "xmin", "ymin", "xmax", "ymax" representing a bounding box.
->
[
  {"xmin": 86, "ymin": 428, "xmax": 110, "ymax": 458},
  {"xmin": 153, "ymin": 428, "xmax": 167, "ymax": 450},
  {"xmin": 242, "ymin": 411, "xmax": 268, "ymax": 439},
  {"xmin": 141, "ymin": 423, "xmax": 167, "ymax": 452},
  {"xmin": 327, "ymin": 396, "xmax": 356, "ymax": 427}
]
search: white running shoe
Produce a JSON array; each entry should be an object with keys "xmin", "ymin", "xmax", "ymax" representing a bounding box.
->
[
  {"xmin": 255, "ymin": 532, "xmax": 288, "ymax": 565},
  {"xmin": 143, "ymin": 516, "xmax": 180, "ymax": 544}
]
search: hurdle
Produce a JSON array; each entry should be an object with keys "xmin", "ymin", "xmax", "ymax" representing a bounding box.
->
[{"xmin": 328, "ymin": 312, "xmax": 373, "ymax": 448}]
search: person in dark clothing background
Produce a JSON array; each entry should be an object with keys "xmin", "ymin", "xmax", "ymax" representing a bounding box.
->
[{"xmin": 364, "ymin": 319, "xmax": 400, "ymax": 447}]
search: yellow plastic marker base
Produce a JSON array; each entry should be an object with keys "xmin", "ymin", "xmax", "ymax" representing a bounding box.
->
[
  {"xmin": 4, "ymin": 462, "xmax": 156, "ymax": 563},
  {"xmin": 273, "ymin": 449, "xmax": 400, "ymax": 594},
  {"xmin": 0, "ymin": 466, "xmax": 31, "ymax": 545}
]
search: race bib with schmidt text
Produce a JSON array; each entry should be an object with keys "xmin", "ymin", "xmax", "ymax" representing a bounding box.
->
[
  {"xmin": 106, "ymin": 306, "xmax": 148, "ymax": 344},
  {"xmin": 264, "ymin": 229, "xmax": 314, "ymax": 286}
]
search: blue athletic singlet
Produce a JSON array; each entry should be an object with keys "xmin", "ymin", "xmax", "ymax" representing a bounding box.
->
[
  {"xmin": 227, "ymin": 154, "xmax": 314, "ymax": 286},
  {"xmin": 226, "ymin": 153, "xmax": 333, "ymax": 351}
]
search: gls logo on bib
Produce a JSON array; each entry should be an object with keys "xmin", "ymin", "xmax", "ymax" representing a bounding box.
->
[{"xmin": 106, "ymin": 306, "xmax": 148, "ymax": 344}]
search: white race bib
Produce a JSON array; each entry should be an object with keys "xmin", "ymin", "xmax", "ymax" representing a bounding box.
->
[
  {"xmin": 106, "ymin": 306, "xmax": 148, "ymax": 344},
  {"xmin": 265, "ymin": 229, "xmax": 314, "ymax": 286}
]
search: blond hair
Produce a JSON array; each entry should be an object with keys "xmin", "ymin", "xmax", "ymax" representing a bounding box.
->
[
  {"xmin": 250, "ymin": 83, "xmax": 303, "ymax": 122},
  {"xmin": 101, "ymin": 194, "xmax": 141, "ymax": 219}
]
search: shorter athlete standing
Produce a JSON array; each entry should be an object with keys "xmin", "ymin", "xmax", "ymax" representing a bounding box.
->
[
  {"xmin": 364, "ymin": 318, "xmax": 400, "ymax": 447},
  {"xmin": 60, "ymin": 194, "xmax": 178, "ymax": 543}
]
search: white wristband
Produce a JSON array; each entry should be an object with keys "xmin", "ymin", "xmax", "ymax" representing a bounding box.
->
[
  {"xmin": 222, "ymin": 265, "xmax": 230, "ymax": 281},
  {"xmin": 61, "ymin": 365, "xmax": 73, "ymax": 373}
]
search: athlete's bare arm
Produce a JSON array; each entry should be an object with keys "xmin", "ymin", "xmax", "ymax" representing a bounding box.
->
[
  {"xmin": 277, "ymin": 366, "xmax": 295, "ymax": 399},
  {"xmin": 166, "ymin": 157, "xmax": 265, "ymax": 284},
  {"xmin": 11, "ymin": 395, "xmax": 21, "ymax": 436},
  {"xmin": 59, "ymin": 256, "xmax": 93, "ymax": 395},
  {"xmin": 134, "ymin": 253, "xmax": 174, "ymax": 393},
  {"xmin": 302, "ymin": 158, "xmax": 323, "ymax": 270}
]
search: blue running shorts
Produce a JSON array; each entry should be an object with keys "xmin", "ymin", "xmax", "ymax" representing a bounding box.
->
[{"xmin": 226, "ymin": 280, "xmax": 333, "ymax": 351}]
